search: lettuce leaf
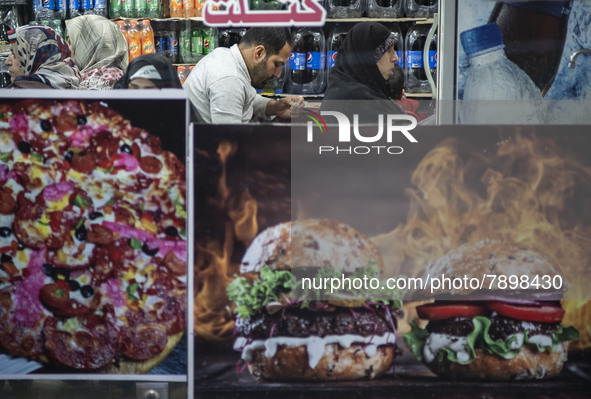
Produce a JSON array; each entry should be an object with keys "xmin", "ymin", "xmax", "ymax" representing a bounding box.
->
[
  {"xmin": 403, "ymin": 320, "xmax": 430, "ymax": 362},
  {"xmin": 403, "ymin": 315, "xmax": 580, "ymax": 365},
  {"xmin": 226, "ymin": 265, "xmax": 293, "ymax": 319}
]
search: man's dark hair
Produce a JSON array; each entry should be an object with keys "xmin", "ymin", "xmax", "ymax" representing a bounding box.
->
[
  {"xmin": 387, "ymin": 64, "xmax": 405, "ymax": 100},
  {"xmin": 239, "ymin": 28, "xmax": 292, "ymax": 55}
]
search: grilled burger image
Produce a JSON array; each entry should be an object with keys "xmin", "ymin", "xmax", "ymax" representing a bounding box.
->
[
  {"xmin": 227, "ymin": 219, "xmax": 402, "ymax": 381},
  {"xmin": 404, "ymin": 240, "xmax": 579, "ymax": 380}
]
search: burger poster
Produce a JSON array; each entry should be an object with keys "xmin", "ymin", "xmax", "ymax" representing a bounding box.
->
[
  {"xmin": 194, "ymin": 122, "xmax": 590, "ymax": 396},
  {"xmin": 0, "ymin": 91, "xmax": 191, "ymax": 385}
]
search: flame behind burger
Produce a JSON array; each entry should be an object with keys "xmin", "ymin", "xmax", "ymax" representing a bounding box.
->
[
  {"xmin": 227, "ymin": 219, "xmax": 403, "ymax": 381},
  {"xmin": 404, "ymin": 240, "xmax": 579, "ymax": 380}
]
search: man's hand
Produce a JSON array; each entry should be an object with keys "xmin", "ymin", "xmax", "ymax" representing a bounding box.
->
[{"xmin": 266, "ymin": 96, "xmax": 305, "ymax": 120}]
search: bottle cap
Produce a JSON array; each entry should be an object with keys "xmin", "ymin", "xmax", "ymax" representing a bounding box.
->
[{"xmin": 460, "ymin": 22, "xmax": 504, "ymax": 57}]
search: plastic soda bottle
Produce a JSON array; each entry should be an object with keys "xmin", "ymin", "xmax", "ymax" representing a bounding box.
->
[
  {"xmin": 184, "ymin": 0, "xmax": 196, "ymax": 18},
  {"xmin": 136, "ymin": 0, "xmax": 148, "ymax": 18},
  {"xmin": 117, "ymin": 20, "xmax": 129, "ymax": 44},
  {"xmin": 202, "ymin": 27, "xmax": 217, "ymax": 55},
  {"xmin": 147, "ymin": 0, "xmax": 160, "ymax": 18},
  {"xmin": 191, "ymin": 27, "xmax": 203, "ymax": 58},
  {"xmin": 195, "ymin": 0, "xmax": 203, "ymax": 17},
  {"xmin": 170, "ymin": 0, "xmax": 184, "ymax": 17},
  {"xmin": 110, "ymin": 0, "xmax": 122, "ymax": 18},
  {"xmin": 122, "ymin": 0, "xmax": 135, "ymax": 17},
  {"xmin": 179, "ymin": 21, "xmax": 192, "ymax": 63},
  {"xmin": 127, "ymin": 20, "xmax": 142, "ymax": 62},
  {"xmin": 80, "ymin": 0, "xmax": 92, "ymax": 15},
  {"xmin": 141, "ymin": 19, "xmax": 155, "ymax": 55},
  {"xmin": 177, "ymin": 65, "xmax": 189, "ymax": 85}
]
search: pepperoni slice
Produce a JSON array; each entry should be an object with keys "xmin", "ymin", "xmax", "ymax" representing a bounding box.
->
[
  {"xmin": 71, "ymin": 151, "xmax": 97, "ymax": 174},
  {"xmin": 163, "ymin": 251, "xmax": 186, "ymax": 276},
  {"xmin": 139, "ymin": 156, "xmax": 163, "ymax": 174},
  {"xmin": 86, "ymin": 224, "xmax": 114, "ymax": 245},
  {"xmin": 43, "ymin": 315, "xmax": 118, "ymax": 369},
  {"xmin": 90, "ymin": 131, "xmax": 119, "ymax": 161},
  {"xmin": 118, "ymin": 310, "xmax": 168, "ymax": 360},
  {"xmin": 0, "ymin": 287, "xmax": 45, "ymax": 358},
  {"xmin": 13, "ymin": 205, "xmax": 68, "ymax": 249},
  {"xmin": 131, "ymin": 142, "xmax": 141, "ymax": 160},
  {"xmin": 0, "ymin": 190, "xmax": 15, "ymax": 214},
  {"xmin": 40, "ymin": 282, "xmax": 70, "ymax": 310}
]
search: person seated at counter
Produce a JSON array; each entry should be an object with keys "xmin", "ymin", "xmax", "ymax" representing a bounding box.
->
[
  {"xmin": 4, "ymin": 25, "xmax": 80, "ymax": 89},
  {"xmin": 184, "ymin": 27, "xmax": 303, "ymax": 124},
  {"xmin": 115, "ymin": 53, "xmax": 182, "ymax": 89},
  {"xmin": 320, "ymin": 22, "xmax": 405, "ymax": 121}
]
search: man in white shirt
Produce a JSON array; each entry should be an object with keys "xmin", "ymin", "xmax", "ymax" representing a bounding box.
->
[{"xmin": 185, "ymin": 27, "xmax": 303, "ymax": 124}]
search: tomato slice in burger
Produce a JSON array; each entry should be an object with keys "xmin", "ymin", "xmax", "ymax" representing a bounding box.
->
[
  {"xmin": 488, "ymin": 301, "xmax": 565, "ymax": 323},
  {"xmin": 416, "ymin": 302, "xmax": 485, "ymax": 320}
]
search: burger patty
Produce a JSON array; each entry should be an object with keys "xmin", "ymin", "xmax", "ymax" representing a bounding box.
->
[
  {"xmin": 488, "ymin": 316, "xmax": 560, "ymax": 340},
  {"xmin": 426, "ymin": 316, "xmax": 560, "ymax": 340},
  {"xmin": 235, "ymin": 307, "xmax": 396, "ymax": 339}
]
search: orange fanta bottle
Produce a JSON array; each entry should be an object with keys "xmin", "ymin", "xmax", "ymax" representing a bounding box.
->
[
  {"xmin": 128, "ymin": 20, "xmax": 142, "ymax": 62},
  {"xmin": 141, "ymin": 19, "xmax": 155, "ymax": 54},
  {"xmin": 170, "ymin": 0, "xmax": 184, "ymax": 17}
]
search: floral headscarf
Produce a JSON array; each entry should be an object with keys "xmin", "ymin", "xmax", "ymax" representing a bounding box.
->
[{"xmin": 8, "ymin": 25, "xmax": 81, "ymax": 89}]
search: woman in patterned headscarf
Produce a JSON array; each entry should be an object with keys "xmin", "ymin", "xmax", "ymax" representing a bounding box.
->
[
  {"xmin": 65, "ymin": 15, "xmax": 128, "ymax": 90},
  {"xmin": 4, "ymin": 25, "xmax": 80, "ymax": 89}
]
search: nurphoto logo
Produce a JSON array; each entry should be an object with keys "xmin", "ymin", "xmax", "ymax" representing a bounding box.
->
[{"xmin": 305, "ymin": 111, "xmax": 418, "ymax": 156}]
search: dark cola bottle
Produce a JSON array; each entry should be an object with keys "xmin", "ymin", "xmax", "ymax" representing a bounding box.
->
[
  {"xmin": 326, "ymin": 0, "xmax": 364, "ymax": 19},
  {"xmin": 367, "ymin": 0, "xmax": 402, "ymax": 18},
  {"xmin": 404, "ymin": 0, "xmax": 437, "ymax": 18},
  {"xmin": 218, "ymin": 28, "xmax": 246, "ymax": 48},
  {"xmin": 488, "ymin": 1, "xmax": 572, "ymax": 94},
  {"xmin": 326, "ymin": 24, "xmax": 349, "ymax": 83},
  {"xmin": 286, "ymin": 28, "xmax": 325, "ymax": 95},
  {"xmin": 391, "ymin": 24, "xmax": 404, "ymax": 68},
  {"xmin": 0, "ymin": 72, "xmax": 11, "ymax": 88},
  {"xmin": 404, "ymin": 23, "xmax": 437, "ymax": 93}
]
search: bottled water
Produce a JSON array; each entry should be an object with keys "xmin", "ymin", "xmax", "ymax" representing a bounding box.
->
[
  {"xmin": 459, "ymin": 22, "xmax": 545, "ymax": 124},
  {"xmin": 286, "ymin": 27, "xmax": 325, "ymax": 95}
]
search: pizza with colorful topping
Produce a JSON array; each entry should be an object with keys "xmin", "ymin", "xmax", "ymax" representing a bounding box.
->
[{"xmin": 0, "ymin": 99, "xmax": 187, "ymax": 371}]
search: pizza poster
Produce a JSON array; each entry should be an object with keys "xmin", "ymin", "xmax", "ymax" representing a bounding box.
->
[
  {"xmin": 0, "ymin": 91, "xmax": 190, "ymax": 380},
  {"xmin": 192, "ymin": 122, "xmax": 590, "ymax": 396}
]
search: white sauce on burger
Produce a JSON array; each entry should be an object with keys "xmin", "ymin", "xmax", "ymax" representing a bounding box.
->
[
  {"xmin": 423, "ymin": 333, "xmax": 470, "ymax": 363},
  {"xmin": 235, "ymin": 333, "xmax": 396, "ymax": 369}
]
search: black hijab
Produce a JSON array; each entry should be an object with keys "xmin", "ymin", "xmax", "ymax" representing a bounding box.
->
[
  {"xmin": 323, "ymin": 22, "xmax": 393, "ymax": 101},
  {"xmin": 115, "ymin": 54, "xmax": 182, "ymax": 89}
]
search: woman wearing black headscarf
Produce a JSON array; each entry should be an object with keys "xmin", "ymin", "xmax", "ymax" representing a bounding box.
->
[
  {"xmin": 114, "ymin": 53, "xmax": 182, "ymax": 89},
  {"xmin": 320, "ymin": 22, "xmax": 405, "ymax": 118}
]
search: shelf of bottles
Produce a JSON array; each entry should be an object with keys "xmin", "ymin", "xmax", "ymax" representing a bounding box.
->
[{"xmin": 26, "ymin": 0, "xmax": 437, "ymax": 95}]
